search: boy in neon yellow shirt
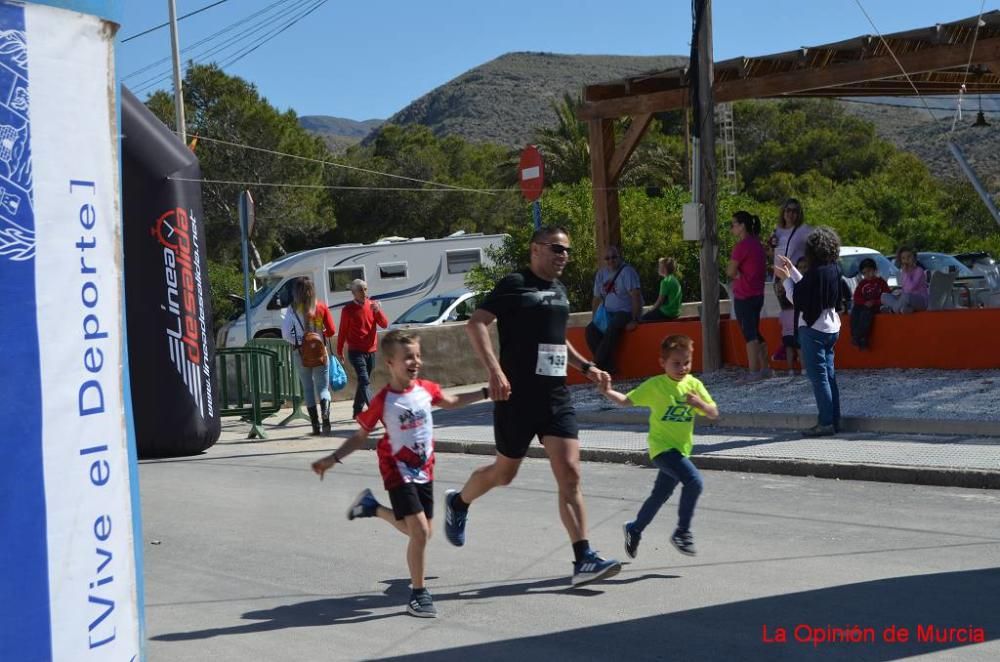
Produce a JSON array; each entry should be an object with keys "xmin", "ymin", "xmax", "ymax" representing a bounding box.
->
[{"xmin": 600, "ymin": 334, "xmax": 718, "ymax": 557}]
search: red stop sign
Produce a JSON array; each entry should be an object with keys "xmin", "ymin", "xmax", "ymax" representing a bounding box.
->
[{"xmin": 518, "ymin": 145, "xmax": 545, "ymax": 201}]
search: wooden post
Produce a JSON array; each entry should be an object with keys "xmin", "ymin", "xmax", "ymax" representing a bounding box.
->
[
  {"xmin": 695, "ymin": 0, "xmax": 721, "ymax": 371},
  {"xmin": 588, "ymin": 118, "xmax": 621, "ymax": 267}
]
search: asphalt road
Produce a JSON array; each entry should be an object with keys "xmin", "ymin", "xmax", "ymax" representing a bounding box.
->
[{"xmin": 141, "ymin": 443, "xmax": 1000, "ymax": 661}]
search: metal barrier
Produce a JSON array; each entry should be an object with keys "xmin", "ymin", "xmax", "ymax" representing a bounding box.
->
[
  {"xmin": 215, "ymin": 346, "xmax": 282, "ymax": 439},
  {"xmin": 249, "ymin": 338, "xmax": 309, "ymax": 425}
]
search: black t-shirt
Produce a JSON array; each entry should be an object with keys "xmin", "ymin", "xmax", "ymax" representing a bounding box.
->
[{"xmin": 478, "ymin": 269, "xmax": 570, "ymax": 393}]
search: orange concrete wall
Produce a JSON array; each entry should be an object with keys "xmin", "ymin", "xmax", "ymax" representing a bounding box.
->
[{"xmin": 567, "ymin": 308, "xmax": 1000, "ymax": 384}]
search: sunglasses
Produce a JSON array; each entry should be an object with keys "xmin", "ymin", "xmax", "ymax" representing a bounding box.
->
[
  {"xmin": 538, "ymin": 242, "xmax": 572, "ymax": 256},
  {"xmin": 604, "ymin": 254, "xmax": 620, "ymax": 261},
  {"xmin": 784, "ymin": 207, "xmax": 801, "ymax": 213}
]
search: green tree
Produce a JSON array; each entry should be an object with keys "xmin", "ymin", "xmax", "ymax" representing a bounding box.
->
[
  {"xmin": 145, "ymin": 64, "xmax": 335, "ymax": 267},
  {"xmin": 328, "ymin": 124, "xmax": 521, "ymax": 243}
]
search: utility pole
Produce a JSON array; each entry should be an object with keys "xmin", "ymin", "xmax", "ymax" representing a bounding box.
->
[
  {"xmin": 693, "ymin": 0, "xmax": 721, "ymax": 371},
  {"xmin": 168, "ymin": 0, "xmax": 186, "ymax": 143}
]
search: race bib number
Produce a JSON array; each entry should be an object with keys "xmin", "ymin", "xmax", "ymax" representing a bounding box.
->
[{"xmin": 536, "ymin": 343, "xmax": 567, "ymax": 376}]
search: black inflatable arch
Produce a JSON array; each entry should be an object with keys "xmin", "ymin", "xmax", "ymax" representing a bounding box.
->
[{"xmin": 121, "ymin": 86, "xmax": 220, "ymax": 457}]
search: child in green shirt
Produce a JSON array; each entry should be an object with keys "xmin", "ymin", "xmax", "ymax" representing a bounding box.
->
[{"xmin": 600, "ymin": 334, "xmax": 718, "ymax": 557}]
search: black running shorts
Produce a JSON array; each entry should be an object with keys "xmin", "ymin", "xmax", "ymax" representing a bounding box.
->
[
  {"xmin": 388, "ymin": 481, "xmax": 434, "ymax": 521},
  {"xmin": 493, "ymin": 388, "xmax": 579, "ymax": 459}
]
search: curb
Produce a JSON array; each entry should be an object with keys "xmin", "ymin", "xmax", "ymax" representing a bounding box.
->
[
  {"xmin": 430, "ymin": 440, "xmax": 1000, "ymax": 490},
  {"xmin": 577, "ymin": 410, "xmax": 1000, "ymax": 438}
]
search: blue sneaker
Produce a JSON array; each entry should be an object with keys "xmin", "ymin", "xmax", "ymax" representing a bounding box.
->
[
  {"xmin": 346, "ymin": 488, "xmax": 380, "ymax": 520},
  {"xmin": 623, "ymin": 522, "xmax": 641, "ymax": 559},
  {"xmin": 571, "ymin": 550, "xmax": 622, "ymax": 587},
  {"xmin": 444, "ymin": 489, "xmax": 468, "ymax": 547}
]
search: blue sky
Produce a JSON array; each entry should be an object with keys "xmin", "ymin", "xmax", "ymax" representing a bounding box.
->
[{"xmin": 118, "ymin": 0, "xmax": 988, "ymax": 120}]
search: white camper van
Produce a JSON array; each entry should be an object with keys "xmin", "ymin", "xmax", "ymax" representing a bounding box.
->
[{"xmin": 217, "ymin": 232, "xmax": 506, "ymax": 348}]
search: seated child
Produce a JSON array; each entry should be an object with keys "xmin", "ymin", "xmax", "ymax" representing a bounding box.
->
[
  {"xmin": 599, "ymin": 334, "xmax": 719, "ymax": 559},
  {"xmin": 851, "ymin": 257, "xmax": 891, "ymax": 349},
  {"xmin": 882, "ymin": 247, "xmax": 928, "ymax": 313},
  {"xmin": 310, "ymin": 330, "xmax": 488, "ymax": 618}
]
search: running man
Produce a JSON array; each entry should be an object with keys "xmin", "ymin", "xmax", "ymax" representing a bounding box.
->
[{"xmin": 444, "ymin": 225, "xmax": 623, "ymax": 587}]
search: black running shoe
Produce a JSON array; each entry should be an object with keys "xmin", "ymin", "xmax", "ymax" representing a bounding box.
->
[
  {"xmin": 671, "ymin": 529, "xmax": 696, "ymax": 556},
  {"xmin": 623, "ymin": 522, "xmax": 641, "ymax": 559},
  {"xmin": 407, "ymin": 589, "xmax": 438, "ymax": 618}
]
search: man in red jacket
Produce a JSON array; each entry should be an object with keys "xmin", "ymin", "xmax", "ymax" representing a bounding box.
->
[{"xmin": 338, "ymin": 279, "xmax": 390, "ymax": 418}]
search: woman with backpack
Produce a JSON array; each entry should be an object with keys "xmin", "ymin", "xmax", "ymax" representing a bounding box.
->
[{"xmin": 281, "ymin": 277, "xmax": 336, "ymax": 435}]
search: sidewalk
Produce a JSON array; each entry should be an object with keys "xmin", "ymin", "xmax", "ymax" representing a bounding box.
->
[{"xmin": 222, "ymin": 367, "xmax": 1000, "ymax": 490}]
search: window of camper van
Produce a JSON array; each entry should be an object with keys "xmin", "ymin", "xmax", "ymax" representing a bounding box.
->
[
  {"xmin": 446, "ymin": 249, "xmax": 482, "ymax": 274},
  {"xmin": 328, "ymin": 266, "xmax": 365, "ymax": 293},
  {"xmin": 378, "ymin": 262, "xmax": 408, "ymax": 280},
  {"xmin": 267, "ymin": 277, "xmax": 301, "ymax": 310}
]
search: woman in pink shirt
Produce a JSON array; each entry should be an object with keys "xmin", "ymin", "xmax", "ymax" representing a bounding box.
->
[
  {"xmin": 881, "ymin": 246, "xmax": 928, "ymax": 313},
  {"xmin": 726, "ymin": 211, "xmax": 770, "ymax": 379}
]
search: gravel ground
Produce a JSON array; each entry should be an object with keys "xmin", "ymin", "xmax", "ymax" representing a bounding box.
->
[{"xmin": 572, "ymin": 367, "xmax": 1000, "ymax": 421}]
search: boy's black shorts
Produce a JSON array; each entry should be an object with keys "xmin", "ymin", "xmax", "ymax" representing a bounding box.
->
[
  {"xmin": 782, "ymin": 334, "xmax": 799, "ymax": 349},
  {"xmin": 387, "ymin": 481, "xmax": 433, "ymax": 521},
  {"xmin": 493, "ymin": 388, "xmax": 579, "ymax": 459}
]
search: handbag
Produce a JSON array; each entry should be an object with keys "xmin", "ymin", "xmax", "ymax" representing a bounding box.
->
[
  {"xmin": 328, "ymin": 354, "xmax": 348, "ymax": 391},
  {"xmin": 593, "ymin": 264, "xmax": 626, "ymax": 333},
  {"xmin": 593, "ymin": 303, "xmax": 610, "ymax": 333}
]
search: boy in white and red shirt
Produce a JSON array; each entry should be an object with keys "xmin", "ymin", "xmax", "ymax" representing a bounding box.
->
[{"xmin": 311, "ymin": 330, "xmax": 487, "ymax": 618}]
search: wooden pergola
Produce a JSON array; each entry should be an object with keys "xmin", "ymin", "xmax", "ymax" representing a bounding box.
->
[{"xmin": 579, "ymin": 10, "xmax": 1000, "ymax": 256}]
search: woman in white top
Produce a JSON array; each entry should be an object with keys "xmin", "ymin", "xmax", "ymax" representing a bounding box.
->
[
  {"xmin": 774, "ymin": 226, "xmax": 843, "ymax": 438},
  {"xmin": 769, "ymin": 198, "xmax": 812, "ymax": 363}
]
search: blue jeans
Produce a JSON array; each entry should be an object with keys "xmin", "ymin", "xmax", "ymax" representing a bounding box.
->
[
  {"xmin": 798, "ymin": 326, "xmax": 841, "ymax": 427},
  {"xmin": 293, "ymin": 352, "xmax": 330, "ymax": 407},
  {"xmin": 347, "ymin": 350, "xmax": 375, "ymax": 417},
  {"xmin": 631, "ymin": 450, "xmax": 703, "ymax": 534}
]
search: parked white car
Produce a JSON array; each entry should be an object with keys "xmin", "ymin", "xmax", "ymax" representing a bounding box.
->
[
  {"xmin": 839, "ymin": 246, "xmax": 899, "ymax": 291},
  {"xmin": 390, "ymin": 289, "xmax": 478, "ymax": 329}
]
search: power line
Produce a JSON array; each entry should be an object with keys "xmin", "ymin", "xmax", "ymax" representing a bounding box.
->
[
  {"xmin": 167, "ymin": 176, "xmax": 517, "ymax": 193},
  {"xmin": 850, "ymin": 0, "xmax": 943, "ymax": 125},
  {"xmin": 124, "ymin": 0, "xmax": 301, "ymax": 82},
  {"xmin": 121, "ymin": 0, "xmax": 230, "ymax": 43},
  {"xmin": 217, "ymin": 0, "xmax": 328, "ymax": 70},
  {"xmin": 133, "ymin": 0, "xmax": 323, "ymax": 95},
  {"xmin": 175, "ymin": 133, "xmax": 499, "ymax": 194}
]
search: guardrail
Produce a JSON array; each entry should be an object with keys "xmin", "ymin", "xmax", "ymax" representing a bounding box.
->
[
  {"xmin": 249, "ymin": 338, "xmax": 309, "ymax": 426},
  {"xmin": 215, "ymin": 346, "xmax": 282, "ymax": 439}
]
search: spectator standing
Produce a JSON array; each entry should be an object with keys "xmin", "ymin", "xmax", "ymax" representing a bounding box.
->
[
  {"xmin": 281, "ymin": 277, "xmax": 336, "ymax": 435},
  {"xmin": 727, "ymin": 211, "xmax": 770, "ymax": 380},
  {"xmin": 769, "ymin": 199, "xmax": 811, "ymax": 362},
  {"xmin": 585, "ymin": 245, "xmax": 642, "ymax": 374},
  {"xmin": 775, "ymin": 226, "xmax": 844, "ymax": 437},
  {"xmin": 338, "ymin": 279, "xmax": 390, "ymax": 418},
  {"xmin": 882, "ymin": 247, "xmax": 928, "ymax": 314},
  {"xmin": 641, "ymin": 257, "xmax": 683, "ymax": 322}
]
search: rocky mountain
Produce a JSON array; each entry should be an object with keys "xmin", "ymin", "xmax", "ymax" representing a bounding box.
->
[
  {"xmin": 298, "ymin": 115, "xmax": 383, "ymax": 152},
  {"xmin": 299, "ymin": 53, "xmax": 1000, "ymax": 187},
  {"xmin": 375, "ymin": 52, "xmax": 689, "ymax": 147}
]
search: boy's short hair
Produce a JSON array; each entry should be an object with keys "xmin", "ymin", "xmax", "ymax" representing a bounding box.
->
[
  {"xmin": 859, "ymin": 257, "xmax": 877, "ymax": 272},
  {"xmin": 381, "ymin": 329, "xmax": 420, "ymax": 357},
  {"xmin": 661, "ymin": 334, "xmax": 694, "ymax": 357}
]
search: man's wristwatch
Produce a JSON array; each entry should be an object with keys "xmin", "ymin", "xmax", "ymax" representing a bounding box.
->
[{"xmin": 580, "ymin": 361, "xmax": 594, "ymax": 374}]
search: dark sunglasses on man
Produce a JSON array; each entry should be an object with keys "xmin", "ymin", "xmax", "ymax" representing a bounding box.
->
[{"xmin": 537, "ymin": 242, "xmax": 572, "ymax": 256}]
